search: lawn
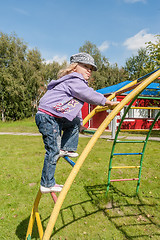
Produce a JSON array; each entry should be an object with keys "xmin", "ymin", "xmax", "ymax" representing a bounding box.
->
[{"xmin": 0, "ymin": 118, "xmax": 160, "ymax": 239}]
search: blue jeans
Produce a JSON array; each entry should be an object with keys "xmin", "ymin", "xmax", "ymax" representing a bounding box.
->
[{"xmin": 35, "ymin": 113, "xmax": 80, "ymax": 187}]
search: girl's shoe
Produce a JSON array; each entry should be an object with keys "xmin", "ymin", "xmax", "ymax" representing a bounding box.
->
[
  {"xmin": 40, "ymin": 184, "xmax": 63, "ymax": 193},
  {"xmin": 59, "ymin": 150, "xmax": 79, "ymax": 158}
]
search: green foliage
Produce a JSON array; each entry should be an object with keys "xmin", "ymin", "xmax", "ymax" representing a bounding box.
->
[
  {"xmin": 124, "ymin": 37, "xmax": 160, "ymax": 81},
  {"xmin": 124, "ymin": 48, "xmax": 153, "ymax": 80},
  {"xmin": 42, "ymin": 60, "xmax": 66, "ymax": 83},
  {"xmin": 147, "ymin": 35, "xmax": 160, "ymax": 68},
  {"xmin": 0, "ymin": 32, "xmax": 43, "ymax": 121}
]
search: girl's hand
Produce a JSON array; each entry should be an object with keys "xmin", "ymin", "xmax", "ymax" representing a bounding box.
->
[
  {"xmin": 105, "ymin": 100, "xmax": 119, "ymax": 110},
  {"xmin": 79, "ymin": 125, "xmax": 87, "ymax": 133}
]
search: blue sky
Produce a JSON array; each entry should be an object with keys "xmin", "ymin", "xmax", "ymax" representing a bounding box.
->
[{"xmin": 0, "ymin": 0, "xmax": 159, "ymax": 67}]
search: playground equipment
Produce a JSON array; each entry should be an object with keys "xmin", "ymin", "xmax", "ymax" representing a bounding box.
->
[
  {"xmin": 106, "ymin": 96, "xmax": 160, "ymax": 195},
  {"xmin": 26, "ymin": 69, "xmax": 160, "ymax": 240},
  {"xmin": 26, "ymin": 156, "xmax": 75, "ymax": 240}
]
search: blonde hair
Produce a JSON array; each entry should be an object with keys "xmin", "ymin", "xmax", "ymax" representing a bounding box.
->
[{"xmin": 57, "ymin": 63, "xmax": 78, "ymax": 78}]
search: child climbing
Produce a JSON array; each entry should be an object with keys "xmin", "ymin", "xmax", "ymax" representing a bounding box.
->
[{"xmin": 35, "ymin": 52, "xmax": 118, "ymax": 193}]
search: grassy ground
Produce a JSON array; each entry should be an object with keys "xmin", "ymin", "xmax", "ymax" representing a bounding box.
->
[
  {"xmin": 0, "ymin": 117, "xmax": 38, "ymax": 133},
  {"xmin": 0, "ymin": 118, "xmax": 160, "ymax": 239}
]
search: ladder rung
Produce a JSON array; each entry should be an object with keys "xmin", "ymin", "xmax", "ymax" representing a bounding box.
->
[
  {"xmin": 113, "ymin": 153, "xmax": 142, "ymax": 156},
  {"xmin": 110, "ymin": 178, "xmax": 139, "ymax": 182},
  {"xmin": 131, "ymin": 106, "xmax": 160, "ymax": 110},
  {"xmin": 83, "ymin": 130, "xmax": 95, "ymax": 134},
  {"xmin": 64, "ymin": 156, "xmax": 75, "ymax": 166},
  {"xmin": 116, "ymin": 140, "xmax": 145, "ymax": 143},
  {"xmin": 120, "ymin": 129, "xmax": 149, "ymax": 132},
  {"xmin": 112, "ymin": 166, "xmax": 140, "ymax": 169}
]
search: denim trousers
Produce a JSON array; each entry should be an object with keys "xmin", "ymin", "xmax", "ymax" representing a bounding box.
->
[{"xmin": 35, "ymin": 113, "xmax": 80, "ymax": 187}]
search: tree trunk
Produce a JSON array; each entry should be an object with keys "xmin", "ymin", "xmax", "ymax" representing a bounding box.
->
[{"xmin": 2, "ymin": 110, "xmax": 5, "ymax": 122}]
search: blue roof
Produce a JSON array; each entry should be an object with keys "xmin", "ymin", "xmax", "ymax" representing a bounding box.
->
[{"xmin": 97, "ymin": 81, "xmax": 160, "ymax": 96}]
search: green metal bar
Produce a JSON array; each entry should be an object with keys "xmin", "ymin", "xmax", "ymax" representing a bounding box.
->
[
  {"xmin": 83, "ymin": 129, "xmax": 96, "ymax": 134},
  {"xmin": 136, "ymin": 110, "xmax": 160, "ymax": 194},
  {"xmin": 137, "ymin": 96, "xmax": 160, "ymax": 100}
]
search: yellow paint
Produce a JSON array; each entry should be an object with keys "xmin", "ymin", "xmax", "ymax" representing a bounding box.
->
[
  {"xmin": 35, "ymin": 212, "xmax": 44, "ymax": 239},
  {"xmin": 112, "ymin": 166, "xmax": 140, "ymax": 169},
  {"xmin": 26, "ymin": 190, "xmax": 42, "ymax": 240}
]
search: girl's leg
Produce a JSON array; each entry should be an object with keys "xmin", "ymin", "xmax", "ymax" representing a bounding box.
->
[
  {"xmin": 35, "ymin": 113, "xmax": 61, "ymax": 187},
  {"xmin": 61, "ymin": 117, "xmax": 80, "ymax": 151}
]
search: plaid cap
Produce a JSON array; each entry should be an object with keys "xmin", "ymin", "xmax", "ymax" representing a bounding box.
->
[{"xmin": 70, "ymin": 52, "xmax": 97, "ymax": 71}]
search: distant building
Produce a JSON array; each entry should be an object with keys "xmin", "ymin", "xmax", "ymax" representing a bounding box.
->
[{"xmin": 82, "ymin": 81, "xmax": 160, "ymax": 130}]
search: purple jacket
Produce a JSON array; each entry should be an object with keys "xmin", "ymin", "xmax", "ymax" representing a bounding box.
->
[{"xmin": 38, "ymin": 72, "xmax": 107, "ymax": 123}]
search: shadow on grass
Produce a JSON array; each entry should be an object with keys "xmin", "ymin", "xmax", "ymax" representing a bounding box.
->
[
  {"xmin": 85, "ymin": 184, "xmax": 160, "ymax": 240},
  {"xmin": 16, "ymin": 216, "xmax": 39, "ymax": 240},
  {"xmin": 16, "ymin": 198, "xmax": 102, "ymax": 239},
  {"xmin": 16, "ymin": 184, "xmax": 160, "ymax": 239}
]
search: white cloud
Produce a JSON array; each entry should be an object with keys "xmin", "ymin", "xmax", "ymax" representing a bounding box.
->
[
  {"xmin": 124, "ymin": 0, "xmax": 146, "ymax": 3},
  {"xmin": 123, "ymin": 29, "xmax": 157, "ymax": 51},
  {"xmin": 98, "ymin": 41, "xmax": 109, "ymax": 52},
  {"xmin": 45, "ymin": 55, "xmax": 67, "ymax": 65}
]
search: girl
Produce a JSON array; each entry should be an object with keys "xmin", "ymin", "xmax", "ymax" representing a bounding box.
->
[{"xmin": 35, "ymin": 52, "xmax": 118, "ymax": 193}]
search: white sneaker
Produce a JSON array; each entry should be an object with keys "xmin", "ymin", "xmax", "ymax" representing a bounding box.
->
[
  {"xmin": 59, "ymin": 150, "xmax": 79, "ymax": 158},
  {"xmin": 40, "ymin": 184, "xmax": 63, "ymax": 193},
  {"xmin": 59, "ymin": 150, "xmax": 67, "ymax": 157}
]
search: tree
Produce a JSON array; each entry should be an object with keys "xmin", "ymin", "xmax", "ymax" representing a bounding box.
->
[
  {"xmin": 0, "ymin": 32, "xmax": 26, "ymax": 120},
  {"xmin": 24, "ymin": 48, "xmax": 43, "ymax": 116},
  {"xmin": 0, "ymin": 32, "xmax": 43, "ymax": 121},
  {"xmin": 147, "ymin": 35, "xmax": 160, "ymax": 69},
  {"xmin": 124, "ymin": 48, "xmax": 154, "ymax": 80},
  {"xmin": 124, "ymin": 35, "xmax": 160, "ymax": 82},
  {"xmin": 42, "ymin": 60, "xmax": 66, "ymax": 83}
]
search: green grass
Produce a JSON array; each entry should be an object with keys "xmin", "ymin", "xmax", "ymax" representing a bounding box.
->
[
  {"xmin": 0, "ymin": 118, "xmax": 160, "ymax": 239},
  {"xmin": 0, "ymin": 117, "xmax": 38, "ymax": 133}
]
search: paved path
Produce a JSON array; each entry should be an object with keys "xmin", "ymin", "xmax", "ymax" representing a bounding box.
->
[
  {"xmin": 80, "ymin": 133, "xmax": 160, "ymax": 141},
  {"xmin": 0, "ymin": 132, "xmax": 40, "ymax": 136},
  {"xmin": 0, "ymin": 132, "xmax": 160, "ymax": 141}
]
